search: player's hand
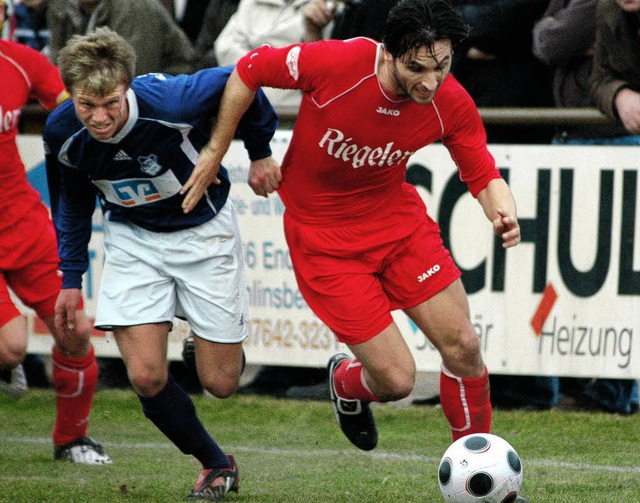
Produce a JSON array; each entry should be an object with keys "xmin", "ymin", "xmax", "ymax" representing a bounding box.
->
[
  {"xmin": 181, "ymin": 143, "xmax": 223, "ymax": 214},
  {"xmin": 54, "ymin": 288, "xmax": 83, "ymax": 339},
  {"xmin": 248, "ymin": 156, "xmax": 282, "ymax": 197},
  {"xmin": 303, "ymin": 0, "xmax": 335, "ymax": 41},
  {"xmin": 493, "ymin": 208, "xmax": 521, "ymax": 249}
]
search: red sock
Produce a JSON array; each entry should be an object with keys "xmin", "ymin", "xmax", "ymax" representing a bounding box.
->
[
  {"xmin": 439, "ymin": 366, "xmax": 492, "ymax": 441},
  {"xmin": 333, "ymin": 358, "xmax": 379, "ymax": 403},
  {"xmin": 52, "ymin": 345, "xmax": 99, "ymax": 446}
]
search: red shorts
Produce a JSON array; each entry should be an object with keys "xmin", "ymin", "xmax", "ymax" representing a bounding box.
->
[
  {"xmin": 284, "ymin": 212, "xmax": 461, "ymax": 345},
  {"xmin": 0, "ymin": 203, "xmax": 62, "ymax": 326}
]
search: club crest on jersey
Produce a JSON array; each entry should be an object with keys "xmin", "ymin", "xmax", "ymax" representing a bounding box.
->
[{"xmin": 137, "ymin": 154, "xmax": 163, "ymax": 176}]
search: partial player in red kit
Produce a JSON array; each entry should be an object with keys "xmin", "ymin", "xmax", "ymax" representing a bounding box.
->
[
  {"xmin": 0, "ymin": 0, "xmax": 111, "ymax": 464},
  {"xmin": 185, "ymin": 0, "xmax": 520, "ymax": 452}
]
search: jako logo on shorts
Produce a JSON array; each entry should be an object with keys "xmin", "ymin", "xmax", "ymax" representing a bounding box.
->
[{"xmin": 417, "ymin": 264, "xmax": 440, "ymax": 282}]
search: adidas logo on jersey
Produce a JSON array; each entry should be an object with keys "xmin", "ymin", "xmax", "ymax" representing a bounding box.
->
[{"xmin": 114, "ymin": 150, "xmax": 132, "ymax": 161}]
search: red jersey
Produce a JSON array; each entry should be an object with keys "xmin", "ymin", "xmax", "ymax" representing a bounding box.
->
[
  {"xmin": 237, "ymin": 37, "xmax": 501, "ymax": 229},
  {"xmin": 0, "ymin": 40, "xmax": 66, "ymax": 232}
]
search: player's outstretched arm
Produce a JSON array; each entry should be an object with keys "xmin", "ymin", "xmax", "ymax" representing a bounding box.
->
[
  {"xmin": 181, "ymin": 69, "xmax": 257, "ymax": 213},
  {"xmin": 476, "ymin": 178, "xmax": 521, "ymax": 249}
]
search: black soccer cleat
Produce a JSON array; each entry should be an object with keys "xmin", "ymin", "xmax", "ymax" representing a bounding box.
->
[{"xmin": 327, "ymin": 353, "xmax": 378, "ymax": 451}]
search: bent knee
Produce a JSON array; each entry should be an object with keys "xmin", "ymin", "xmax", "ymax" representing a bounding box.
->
[
  {"xmin": 0, "ymin": 347, "xmax": 26, "ymax": 370},
  {"xmin": 204, "ymin": 383, "xmax": 237, "ymax": 399},
  {"xmin": 128, "ymin": 368, "xmax": 167, "ymax": 397},
  {"xmin": 376, "ymin": 372, "xmax": 415, "ymax": 401},
  {"xmin": 440, "ymin": 328, "xmax": 484, "ymax": 376},
  {"xmin": 200, "ymin": 376, "xmax": 239, "ymax": 398},
  {"xmin": 0, "ymin": 320, "xmax": 27, "ymax": 368}
]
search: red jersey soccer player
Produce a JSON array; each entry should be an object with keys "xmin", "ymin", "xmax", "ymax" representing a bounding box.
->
[
  {"xmin": 185, "ymin": 0, "xmax": 521, "ymax": 452},
  {"xmin": 0, "ymin": 1, "xmax": 111, "ymax": 464}
]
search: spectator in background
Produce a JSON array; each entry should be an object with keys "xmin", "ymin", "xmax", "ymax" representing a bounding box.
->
[
  {"xmin": 156, "ymin": 0, "xmax": 212, "ymax": 44},
  {"xmin": 191, "ymin": 0, "xmax": 240, "ymax": 69},
  {"xmin": 214, "ymin": 0, "xmax": 311, "ymax": 117},
  {"xmin": 590, "ymin": 0, "xmax": 640, "ymax": 138},
  {"xmin": 533, "ymin": 0, "xmax": 639, "ymax": 415},
  {"xmin": 330, "ymin": 0, "xmax": 398, "ymax": 39},
  {"xmin": 47, "ymin": 0, "xmax": 196, "ymax": 75},
  {"xmin": 0, "ymin": 0, "xmax": 112, "ymax": 464},
  {"xmin": 533, "ymin": 0, "xmax": 635, "ymax": 143},
  {"xmin": 7, "ymin": 0, "xmax": 50, "ymax": 54},
  {"xmin": 449, "ymin": 0, "xmax": 554, "ymax": 144},
  {"xmin": 156, "ymin": 0, "xmax": 243, "ymax": 70},
  {"xmin": 303, "ymin": 0, "xmax": 399, "ymax": 42}
]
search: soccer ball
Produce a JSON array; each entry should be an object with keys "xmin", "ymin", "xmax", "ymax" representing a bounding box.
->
[{"xmin": 437, "ymin": 433, "xmax": 523, "ymax": 503}]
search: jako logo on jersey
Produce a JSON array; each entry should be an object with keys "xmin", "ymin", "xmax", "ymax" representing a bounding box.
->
[
  {"xmin": 376, "ymin": 107, "xmax": 400, "ymax": 116},
  {"xmin": 417, "ymin": 264, "xmax": 441, "ymax": 282},
  {"xmin": 318, "ymin": 128, "xmax": 414, "ymax": 169},
  {"xmin": 138, "ymin": 154, "xmax": 163, "ymax": 176},
  {"xmin": 0, "ymin": 106, "xmax": 21, "ymax": 133},
  {"xmin": 112, "ymin": 179, "xmax": 162, "ymax": 206}
]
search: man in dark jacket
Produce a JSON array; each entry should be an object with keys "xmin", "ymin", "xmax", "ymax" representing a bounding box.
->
[{"xmin": 47, "ymin": 0, "xmax": 196, "ymax": 75}]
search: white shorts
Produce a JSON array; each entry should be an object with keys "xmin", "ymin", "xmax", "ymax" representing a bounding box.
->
[{"xmin": 94, "ymin": 201, "xmax": 248, "ymax": 343}]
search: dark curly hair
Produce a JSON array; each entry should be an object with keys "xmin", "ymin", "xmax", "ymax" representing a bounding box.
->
[{"xmin": 382, "ymin": 0, "xmax": 469, "ymax": 59}]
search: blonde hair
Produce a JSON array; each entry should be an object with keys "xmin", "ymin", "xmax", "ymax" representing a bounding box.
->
[{"xmin": 57, "ymin": 27, "xmax": 137, "ymax": 96}]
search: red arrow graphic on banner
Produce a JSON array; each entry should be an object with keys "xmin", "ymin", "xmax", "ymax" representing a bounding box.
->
[{"xmin": 530, "ymin": 283, "xmax": 558, "ymax": 337}]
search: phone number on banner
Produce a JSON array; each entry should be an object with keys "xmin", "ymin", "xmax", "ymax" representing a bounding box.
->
[{"xmin": 245, "ymin": 318, "xmax": 341, "ymax": 351}]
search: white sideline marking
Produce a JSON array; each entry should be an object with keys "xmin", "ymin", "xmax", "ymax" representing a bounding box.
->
[{"xmin": 3, "ymin": 436, "xmax": 640, "ymax": 475}]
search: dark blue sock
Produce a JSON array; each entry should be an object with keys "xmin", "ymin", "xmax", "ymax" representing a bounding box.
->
[{"xmin": 138, "ymin": 374, "xmax": 230, "ymax": 469}]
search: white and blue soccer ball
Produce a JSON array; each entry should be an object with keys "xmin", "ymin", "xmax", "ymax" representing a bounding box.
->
[{"xmin": 437, "ymin": 433, "xmax": 523, "ymax": 503}]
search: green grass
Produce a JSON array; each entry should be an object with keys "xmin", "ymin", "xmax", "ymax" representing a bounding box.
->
[{"xmin": 1, "ymin": 389, "xmax": 639, "ymax": 502}]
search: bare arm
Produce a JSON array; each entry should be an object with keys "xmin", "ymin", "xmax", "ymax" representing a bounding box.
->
[{"xmin": 476, "ymin": 178, "xmax": 521, "ymax": 249}]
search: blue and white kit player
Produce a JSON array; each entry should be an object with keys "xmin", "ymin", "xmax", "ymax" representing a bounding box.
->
[{"xmin": 44, "ymin": 27, "xmax": 278, "ymax": 501}]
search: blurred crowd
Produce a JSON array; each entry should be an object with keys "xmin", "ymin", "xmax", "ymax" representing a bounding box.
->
[{"xmin": 3, "ymin": 0, "xmax": 639, "ymax": 414}]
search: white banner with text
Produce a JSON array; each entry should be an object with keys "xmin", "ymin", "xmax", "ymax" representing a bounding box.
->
[{"xmin": 19, "ymin": 132, "xmax": 640, "ymax": 378}]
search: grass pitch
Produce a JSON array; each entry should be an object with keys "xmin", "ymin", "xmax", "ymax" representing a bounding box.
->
[{"xmin": 1, "ymin": 388, "xmax": 639, "ymax": 502}]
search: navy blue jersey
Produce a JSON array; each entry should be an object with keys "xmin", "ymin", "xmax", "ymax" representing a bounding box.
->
[{"xmin": 45, "ymin": 66, "xmax": 278, "ymax": 288}]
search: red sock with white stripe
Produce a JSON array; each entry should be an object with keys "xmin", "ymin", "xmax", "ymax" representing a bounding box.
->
[
  {"xmin": 333, "ymin": 358, "xmax": 379, "ymax": 403},
  {"xmin": 439, "ymin": 365, "xmax": 492, "ymax": 441},
  {"xmin": 52, "ymin": 345, "xmax": 99, "ymax": 446}
]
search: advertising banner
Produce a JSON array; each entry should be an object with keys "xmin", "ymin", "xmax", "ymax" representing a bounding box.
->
[{"xmin": 19, "ymin": 133, "xmax": 639, "ymax": 377}]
